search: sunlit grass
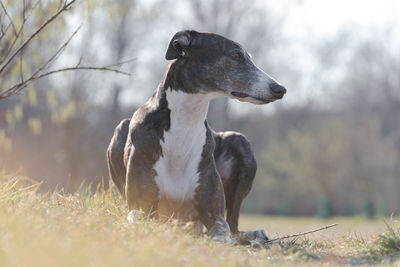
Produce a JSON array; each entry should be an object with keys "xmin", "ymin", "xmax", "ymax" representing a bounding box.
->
[
  {"xmin": 0, "ymin": 174, "xmax": 399, "ymax": 266},
  {"xmin": 0, "ymin": 175, "xmax": 267, "ymax": 267},
  {"xmin": 345, "ymin": 219, "xmax": 400, "ymax": 264}
]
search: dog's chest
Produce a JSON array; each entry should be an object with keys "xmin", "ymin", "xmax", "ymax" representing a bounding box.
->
[{"xmin": 153, "ymin": 90, "xmax": 208, "ymax": 202}]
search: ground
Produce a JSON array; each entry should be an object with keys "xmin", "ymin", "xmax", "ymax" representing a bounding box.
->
[{"xmin": 0, "ymin": 175, "xmax": 399, "ymax": 266}]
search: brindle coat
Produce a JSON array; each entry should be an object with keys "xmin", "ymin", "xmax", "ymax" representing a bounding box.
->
[{"xmin": 107, "ymin": 30, "xmax": 286, "ymax": 243}]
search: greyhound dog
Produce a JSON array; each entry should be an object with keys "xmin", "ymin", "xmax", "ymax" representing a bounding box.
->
[{"xmin": 107, "ymin": 30, "xmax": 286, "ymax": 244}]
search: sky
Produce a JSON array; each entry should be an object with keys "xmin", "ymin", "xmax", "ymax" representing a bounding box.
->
[
  {"xmin": 226, "ymin": 0, "xmax": 400, "ymax": 114},
  {"xmin": 281, "ymin": 0, "xmax": 398, "ymax": 105},
  {"xmin": 284, "ymin": 0, "xmax": 400, "ymax": 38},
  {"xmin": 56, "ymin": 0, "xmax": 400, "ymax": 113}
]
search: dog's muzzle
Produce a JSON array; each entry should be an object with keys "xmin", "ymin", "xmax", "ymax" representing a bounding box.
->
[{"xmin": 270, "ymin": 83, "xmax": 286, "ymax": 99}]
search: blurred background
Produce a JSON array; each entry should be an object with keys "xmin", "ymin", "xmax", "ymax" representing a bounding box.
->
[{"xmin": 1, "ymin": 0, "xmax": 399, "ymax": 218}]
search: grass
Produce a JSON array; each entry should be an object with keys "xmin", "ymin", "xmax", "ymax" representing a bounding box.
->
[{"xmin": 0, "ymin": 174, "xmax": 399, "ymax": 266}]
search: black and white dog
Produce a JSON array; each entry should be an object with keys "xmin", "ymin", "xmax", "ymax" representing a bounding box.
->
[{"xmin": 107, "ymin": 30, "xmax": 286, "ymax": 244}]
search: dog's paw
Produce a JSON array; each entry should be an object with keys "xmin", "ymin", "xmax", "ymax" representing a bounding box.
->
[
  {"xmin": 252, "ymin": 229, "xmax": 270, "ymax": 248},
  {"xmin": 127, "ymin": 210, "xmax": 145, "ymax": 224},
  {"xmin": 253, "ymin": 229, "xmax": 269, "ymax": 241},
  {"xmin": 235, "ymin": 229, "xmax": 270, "ymax": 248},
  {"xmin": 207, "ymin": 217, "xmax": 232, "ymax": 243},
  {"xmin": 211, "ymin": 234, "xmax": 233, "ymax": 244}
]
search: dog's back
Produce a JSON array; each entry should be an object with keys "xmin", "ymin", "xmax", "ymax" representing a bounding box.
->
[
  {"xmin": 107, "ymin": 30, "xmax": 285, "ymax": 243},
  {"xmin": 107, "ymin": 118, "xmax": 130, "ymax": 196}
]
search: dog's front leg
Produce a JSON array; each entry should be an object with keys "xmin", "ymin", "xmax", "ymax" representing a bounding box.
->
[
  {"xmin": 125, "ymin": 156, "xmax": 159, "ymax": 220},
  {"xmin": 194, "ymin": 162, "xmax": 231, "ymax": 243}
]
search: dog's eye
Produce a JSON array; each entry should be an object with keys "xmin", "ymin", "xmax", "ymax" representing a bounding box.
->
[{"xmin": 231, "ymin": 51, "xmax": 244, "ymax": 60}]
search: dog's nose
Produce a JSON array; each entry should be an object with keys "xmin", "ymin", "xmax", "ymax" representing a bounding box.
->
[{"xmin": 270, "ymin": 83, "xmax": 287, "ymax": 95}]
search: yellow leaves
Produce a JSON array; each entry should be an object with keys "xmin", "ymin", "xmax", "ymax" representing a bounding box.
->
[
  {"xmin": 30, "ymin": 0, "xmax": 66, "ymax": 41},
  {"xmin": 5, "ymin": 109, "xmax": 14, "ymax": 130},
  {"xmin": 7, "ymin": 56, "xmax": 31, "ymax": 85},
  {"xmin": 9, "ymin": 60, "xmax": 21, "ymax": 81},
  {"xmin": 47, "ymin": 90, "xmax": 57, "ymax": 109},
  {"xmin": 27, "ymin": 85, "xmax": 37, "ymax": 107},
  {"xmin": 0, "ymin": 130, "xmax": 12, "ymax": 152},
  {"xmin": 106, "ymin": 1, "xmax": 131, "ymax": 22},
  {"xmin": 14, "ymin": 104, "xmax": 23, "ymax": 122},
  {"xmin": 107, "ymin": 4, "xmax": 116, "ymax": 21},
  {"xmin": 82, "ymin": 0, "xmax": 131, "ymax": 24},
  {"xmin": 87, "ymin": 0, "xmax": 96, "ymax": 14},
  {"xmin": 51, "ymin": 101, "xmax": 78, "ymax": 124},
  {"xmin": 28, "ymin": 117, "xmax": 42, "ymax": 136},
  {"xmin": 30, "ymin": 49, "xmax": 43, "ymax": 66},
  {"xmin": 12, "ymin": 16, "xmax": 24, "ymax": 32},
  {"xmin": 37, "ymin": 26, "xmax": 50, "ymax": 42},
  {"xmin": 60, "ymin": 102, "xmax": 78, "ymax": 123}
]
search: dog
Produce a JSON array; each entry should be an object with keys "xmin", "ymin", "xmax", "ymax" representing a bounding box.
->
[{"xmin": 107, "ymin": 30, "xmax": 286, "ymax": 244}]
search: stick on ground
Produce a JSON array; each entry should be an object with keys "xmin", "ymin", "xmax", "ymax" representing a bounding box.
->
[{"xmin": 267, "ymin": 223, "xmax": 339, "ymax": 244}]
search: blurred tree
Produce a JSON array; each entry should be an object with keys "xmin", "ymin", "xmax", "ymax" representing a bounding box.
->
[
  {"xmin": 187, "ymin": 0, "xmax": 284, "ymax": 130},
  {"xmin": 1, "ymin": 0, "xmax": 399, "ymax": 216},
  {"xmin": 0, "ymin": 0, "xmax": 134, "ymax": 191},
  {"xmin": 0, "ymin": 0, "xmax": 129, "ymax": 100}
]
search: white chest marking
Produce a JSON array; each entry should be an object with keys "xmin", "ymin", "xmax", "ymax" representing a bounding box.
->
[{"xmin": 153, "ymin": 90, "xmax": 215, "ymax": 202}]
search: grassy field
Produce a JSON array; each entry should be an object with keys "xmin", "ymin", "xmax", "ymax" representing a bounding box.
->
[{"xmin": 0, "ymin": 175, "xmax": 399, "ymax": 266}]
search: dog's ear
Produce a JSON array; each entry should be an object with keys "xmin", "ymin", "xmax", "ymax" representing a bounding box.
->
[{"xmin": 165, "ymin": 31, "xmax": 192, "ymax": 60}]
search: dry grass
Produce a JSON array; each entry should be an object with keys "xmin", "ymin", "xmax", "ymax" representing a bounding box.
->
[{"xmin": 0, "ymin": 174, "xmax": 399, "ymax": 266}]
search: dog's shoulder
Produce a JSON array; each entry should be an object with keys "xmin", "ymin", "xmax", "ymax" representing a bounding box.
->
[{"xmin": 128, "ymin": 90, "xmax": 170, "ymax": 148}]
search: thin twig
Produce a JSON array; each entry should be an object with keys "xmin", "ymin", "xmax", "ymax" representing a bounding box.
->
[
  {"xmin": 267, "ymin": 223, "xmax": 338, "ymax": 244},
  {"xmin": 38, "ymin": 24, "xmax": 82, "ymax": 73},
  {"xmin": 1, "ymin": 22, "xmax": 23, "ymax": 64},
  {"xmin": 0, "ymin": 22, "xmax": 11, "ymax": 44},
  {"xmin": 0, "ymin": 0, "xmax": 17, "ymax": 36},
  {"xmin": 0, "ymin": 0, "xmax": 31, "ymax": 64},
  {"xmin": 19, "ymin": 0, "xmax": 27, "ymax": 82},
  {"xmin": 0, "ymin": 0, "xmax": 77, "ymax": 74},
  {"xmin": 25, "ymin": 0, "xmax": 41, "ymax": 22},
  {"xmin": 104, "ymin": 58, "xmax": 136, "ymax": 68},
  {"xmin": 0, "ymin": 63, "xmax": 132, "ymax": 99},
  {"xmin": 0, "ymin": 24, "xmax": 81, "ymax": 98},
  {"xmin": 36, "ymin": 66, "xmax": 131, "ymax": 78},
  {"xmin": 77, "ymin": 56, "xmax": 83, "ymax": 67},
  {"xmin": 0, "ymin": 13, "xmax": 24, "ymax": 64},
  {"xmin": 0, "ymin": 0, "xmax": 134, "ymax": 100}
]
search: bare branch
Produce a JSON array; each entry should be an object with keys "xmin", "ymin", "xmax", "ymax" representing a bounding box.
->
[
  {"xmin": 0, "ymin": 0, "xmax": 39, "ymax": 64},
  {"xmin": 1, "ymin": 23, "xmax": 23, "ymax": 63},
  {"xmin": 23, "ymin": 0, "xmax": 41, "ymax": 22},
  {"xmin": 39, "ymin": 24, "xmax": 82, "ymax": 73},
  {"xmin": 0, "ymin": 0, "xmax": 134, "ymax": 100},
  {"xmin": 19, "ymin": 0, "xmax": 27, "ymax": 82},
  {"xmin": 77, "ymin": 56, "xmax": 83, "ymax": 67},
  {"xmin": 267, "ymin": 223, "xmax": 339, "ymax": 244},
  {"xmin": 0, "ymin": 21, "xmax": 11, "ymax": 42},
  {"xmin": 0, "ymin": 61, "xmax": 133, "ymax": 99},
  {"xmin": 0, "ymin": 14, "xmax": 25, "ymax": 63},
  {"xmin": 0, "ymin": 0, "xmax": 77, "ymax": 74},
  {"xmin": 1, "ymin": 24, "xmax": 81, "ymax": 100},
  {"xmin": 36, "ymin": 66, "xmax": 131, "ymax": 78},
  {"xmin": 104, "ymin": 58, "xmax": 136, "ymax": 68},
  {"xmin": 0, "ymin": 0, "xmax": 17, "ymax": 36}
]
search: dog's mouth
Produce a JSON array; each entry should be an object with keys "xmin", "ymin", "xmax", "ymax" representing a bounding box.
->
[
  {"xmin": 230, "ymin": 92, "xmax": 249, "ymax": 98},
  {"xmin": 230, "ymin": 91, "xmax": 281, "ymax": 105}
]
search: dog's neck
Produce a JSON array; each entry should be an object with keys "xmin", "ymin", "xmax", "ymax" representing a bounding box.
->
[
  {"xmin": 156, "ymin": 63, "xmax": 220, "ymax": 129},
  {"xmin": 162, "ymin": 87, "xmax": 215, "ymax": 127}
]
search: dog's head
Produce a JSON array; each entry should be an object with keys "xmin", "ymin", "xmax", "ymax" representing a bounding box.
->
[{"xmin": 165, "ymin": 30, "xmax": 286, "ymax": 104}]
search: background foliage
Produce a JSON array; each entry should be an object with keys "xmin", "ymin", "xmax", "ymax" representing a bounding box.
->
[{"xmin": 1, "ymin": 0, "xmax": 399, "ymax": 217}]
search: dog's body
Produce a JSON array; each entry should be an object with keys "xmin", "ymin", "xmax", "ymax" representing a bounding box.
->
[{"xmin": 107, "ymin": 30, "xmax": 286, "ymax": 243}]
